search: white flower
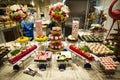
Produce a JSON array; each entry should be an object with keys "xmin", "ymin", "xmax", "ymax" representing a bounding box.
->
[
  {"xmin": 6, "ymin": 4, "xmax": 28, "ymax": 21},
  {"xmin": 10, "ymin": 5, "xmax": 20, "ymax": 11},
  {"xmin": 61, "ymin": 6, "xmax": 69, "ymax": 13},
  {"xmin": 23, "ymin": 5, "xmax": 28, "ymax": 12}
]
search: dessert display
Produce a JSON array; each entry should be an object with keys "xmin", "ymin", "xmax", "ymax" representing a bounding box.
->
[
  {"xmin": 80, "ymin": 35, "xmax": 102, "ymax": 42},
  {"xmin": 34, "ymin": 50, "xmax": 52, "ymax": 71},
  {"xmin": 48, "ymin": 26, "xmax": 64, "ymax": 52},
  {"xmin": 34, "ymin": 20, "xmax": 47, "ymax": 42},
  {"xmin": 0, "ymin": 46, "xmax": 11, "ymax": 60},
  {"xmin": 67, "ymin": 19, "xmax": 79, "ymax": 42},
  {"xmin": 35, "ymin": 35, "xmax": 47, "ymax": 42},
  {"xmin": 17, "ymin": 36, "xmax": 29, "ymax": 43},
  {"xmin": 69, "ymin": 44, "xmax": 94, "ymax": 61},
  {"xmin": 87, "ymin": 43, "xmax": 114, "ymax": 56},
  {"xmin": 67, "ymin": 35, "xmax": 78, "ymax": 41},
  {"xmin": 57, "ymin": 51, "xmax": 72, "ymax": 61},
  {"xmin": 34, "ymin": 50, "xmax": 52, "ymax": 62},
  {"xmin": 8, "ymin": 45, "xmax": 37, "ymax": 64},
  {"xmin": 99, "ymin": 57, "xmax": 119, "ymax": 74},
  {"xmin": 57, "ymin": 51, "xmax": 72, "ymax": 71}
]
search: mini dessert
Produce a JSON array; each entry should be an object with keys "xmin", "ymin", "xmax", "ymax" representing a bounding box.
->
[
  {"xmin": 17, "ymin": 36, "xmax": 29, "ymax": 43},
  {"xmin": 87, "ymin": 43, "xmax": 113, "ymax": 56},
  {"xmin": 49, "ymin": 34, "xmax": 63, "ymax": 40},
  {"xmin": 35, "ymin": 35, "xmax": 47, "ymax": 42},
  {"xmin": 99, "ymin": 57, "xmax": 119, "ymax": 71},
  {"xmin": 34, "ymin": 50, "xmax": 52, "ymax": 62},
  {"xmin": 67, "ymin": 35, "xmax": 78, "ymax": 41},
  {"xmin": 82, "ymin": 35, "xmax": 102, "ymax": 42}
]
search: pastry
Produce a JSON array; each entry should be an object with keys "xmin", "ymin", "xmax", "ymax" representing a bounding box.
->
[
  {"xmin": 35, "ymin": 35, "xmax": 47, "ymax": 42},
  {"xmin": 67, "ymin": 35, "xmax": 78, "ymax": 41},
  {"xmin": 17, "ymin": 36, "xmax": 28, "ymax": 43}
]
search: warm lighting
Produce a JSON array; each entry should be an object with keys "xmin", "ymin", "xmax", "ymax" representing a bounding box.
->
[
  {"xmin": 41, "ymin": 0, "xmax": 44, "ymax": 2},
  {"xmin": 63, "ymin": 0, "xmax": 66, "ymax": 3},
  {"xmin": 31, "ymin": 0, "xmax": 35, "ymax": 7}
]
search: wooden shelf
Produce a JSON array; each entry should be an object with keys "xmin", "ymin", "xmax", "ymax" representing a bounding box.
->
[
  {"xmin": 110, "ymin": 33, "xmax": 120, "ymax": 37},
  {"xmin": 114, "ymin": 29, "xmax": 120, "ymax": 32}
]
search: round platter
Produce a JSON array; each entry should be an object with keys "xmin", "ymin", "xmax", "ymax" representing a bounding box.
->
[
  {"xmin": 17, "ymin": 36, "xmax": 29, "ymax": 43},
  {"xmin": 48, "ymin": 47, "xmax": 64, "ymax": 52},
  {"xmin": 67, "ymin": 38, "xmax": 78, "ymax": 42},
  {"xmin": 50, "ymin": 30, "xmax": 62, "ymax": 34},
  {"xmin": 67, "ymin": 35, "xmax": 78, "ymax": 42}
]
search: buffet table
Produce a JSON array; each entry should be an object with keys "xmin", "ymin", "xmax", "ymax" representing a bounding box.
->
[
  {"xmin": 0, "ymin": 29, "xmax": 119, "ymax": 80},
  {"xmin": 0, "ymin": 37, "xmax": 99, "ymax": 70}
]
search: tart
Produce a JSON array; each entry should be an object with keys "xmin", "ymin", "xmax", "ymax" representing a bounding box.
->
[
  {"xmin": 35, "ymin": 35, "xmax": 47, "ymax": 42},
  {"xmin": 67, "ymin": 35, "xmax": 78, "ymax": 41},
  {"xmin": 17, "ymin": 36, "xmax": 29, "ymax": 43}
]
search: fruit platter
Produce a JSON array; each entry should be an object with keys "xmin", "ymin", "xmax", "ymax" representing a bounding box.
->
[
  {"xmin": 80, "ymin": 35, "xmax": 102, "ymax": 42},
  {"xmin": 99, "ymin": 57, "xmax": 119, "ymax": 74},
  {"xmin": 34, "ymin": 35, "xmax": 47, "ymax": 42},
  {"xmin": 34, "ymin": 50, "xmax": 52, "ymax": 62},
  {"xmin": 0, "ymin": 46, "xmax": 11, "ymax": 60},
  {"xmin": 69, "ymin": 44, "xmax": 94, "ymax": 61},
  {"xmin": 8, "ymin": 45, "xmax": 37, "ymax": 64}
]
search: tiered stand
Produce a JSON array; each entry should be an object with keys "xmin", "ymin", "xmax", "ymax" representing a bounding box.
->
[{"xmin": 48, "ymin": 27, "xmax": 64, "ymax": 52}]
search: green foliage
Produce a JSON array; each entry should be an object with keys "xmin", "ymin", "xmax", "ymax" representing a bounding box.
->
[
  {"xmin": 81, "ymin": 46, "xmax": 89, "ymax": 52},
  {"xmin": 10, "ymin": 49, "xmax": 20, "ymax": 56}
]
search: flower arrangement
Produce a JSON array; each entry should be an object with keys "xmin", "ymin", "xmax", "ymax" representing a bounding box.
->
[
  {"xmin": 49, "ymin": 2, "xmax": 69, "ymax": 23},
  {"xmin": 6, "ymin": 4, "xmax": 28, "ymax": 22},
  {"xmin": 6, "ymin": 4, "xmax": 29, "ymax": 43}
]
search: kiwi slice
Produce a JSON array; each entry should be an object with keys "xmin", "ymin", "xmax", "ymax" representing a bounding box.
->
[{"xmin": 10, "ymin": 49, "xmax": 20, "ymax": 56}]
